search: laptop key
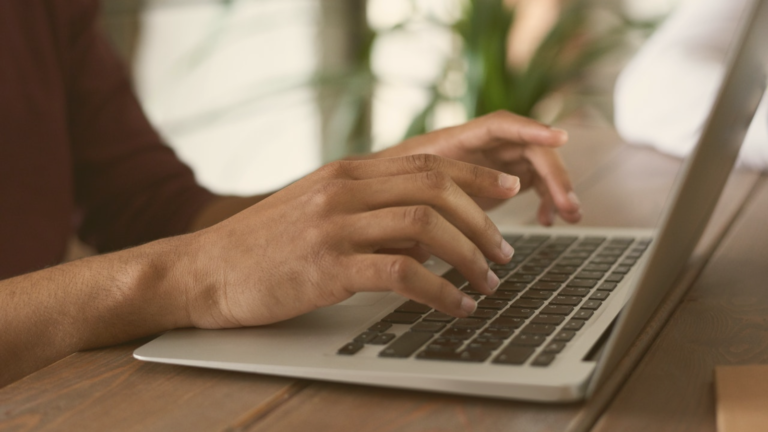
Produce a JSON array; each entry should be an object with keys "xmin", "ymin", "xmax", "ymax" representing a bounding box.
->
[
  {"xmin": 452, "ymin": 318, "xmax": 486, "ymax": 330},
  {"xmin": 549, "ymin": 266, "xmax": 579, "ymax": 275},
  {"xmin": 590, "ymin": 291, "xmax": 610, "ymax": 301},
  {"xmin": 477, "ymin": 299, "xmax": 508, "ymax": 310},
  {"xmin": 501, "ymin": 308, "xmax": 535, "ymax": 318},
  {"xmin": 530, "ymin": 282, "xmax": 562, "ymax": 291},
  {"xmin": 442, "ymin": 268, "xmax": 467, "ymax": 288},
  {"xmin": 564, "ymin": 320, "xmax": 585, "ymax": 331},
  {"xmin": 481, "ymin": 328, "xmax": 515, "ymax": 339},
  {"xmin": 368, "ymin": 322, "xmax": 392, "ymax": 333},
  {"xmin": 553, "ymin": 236, "xmax": 578, "ymax": 243},
  {"xmin": 422, "ymin": 312, "xmax": 456, "ymax": 323},
  {"xmin": 511, "ymin": 299, "xmax": 544, "ymax": 309},
  {"xmin": 620, "ymin": 258, "xmax": 638, "ymax": 266},
  {"xmin": 605, "ymin": 273, "xmax": 624, "ymax": 282},
  {"xmin": 564, "ymin": 251, "xmax": 591, "ymax": 259},
  {"xmin": 583, "ymin": 263, "xmax": 611, "ymax": 272},
  {"xmin": 441, "ymin": 328, "xmax": 476, "ymax": 340},
  {"xmin": 582, "ymin": 236, "xmax": 606, "ymax": 243},
  {"xmin": 411, "ymin": 322, "xmax": 447, "ymax": 333},
  {"xmin": 461, "ymin": 287, "xmax": 483, "ymax": 295},
  {"xmin": 582, "ymin": 300, "xmax": 603, "ymax": 310},
  {"xmin": 527, "ymin": 259, "xmax": 554, "ymax": 267},
  {"xmin": 602, "ymin": 247, "xmax": 627, "ymax": 255},
  {"xmin": 498, "ymin": 282, "xmax": 527, "ymax": 292},
  {"xmin": 532, "ymin": 353, "xmax": 556, "ymax": 367},
  {"xmin": 567, "ymin": 279, "xmax": 597, "ymax": 288},
  {"xmin": 493, "ymin": 269, "xmax": 511, "ymax": 278},
  {"xmin": 613, "ymin": 266, "xmax": 631, "ymax": 274},
  {"xmin": 338, "ymin": 342, "xmax": 364, "ymax": 355},
  {"xmin": 531, "ymin": 314, "xmax": 565, "ymax": 325},
  {"xmin": 487, "ymin": 291, "xmax": 517, "ymax": 301},
  {"xmin": 560, "ymin": 288, "xmax": 590, "ymax": 297},
  {"xmin": 553, "ymin": 330, "xmax": 576, "ymax": 342},
  {"xmin": 575, "ymin": 271, "xmax": 605, "ymax": 280},
  {"xmin": 467, "ymin": 337, "xmax": 504, "ymax": 351},
  {"xmin": 382, "ymin": 312, "xmax": 421, "ymax": 324},
  {"xmin": 541, "ymin": 305, "xmax": 574, "ymax": 315},
  {"xmin": 597, "ymin": 282, "xmax": 617, "ymax": 291},
  {"xmin": 493, "ymin": 346, "xmax": 536, "ymax": 365},
  {"xmin": 470, "ymin": 309, "xmax": 498, "ymax": 320},
  {"xmin": 539, "ymin": 274, "xmax": 568, "ymax": 283},
  {"xmin": 550, "ymin": 296, "xmax": 582, "ymax": 306},
  {"xmin": 521, "ymin": 324, "xmax": 556, "ymax": 336},
  {"xmin": 424, "ymin": 344, "xmax": 458, "ymax": 353},
  {"xmin": 396, "ymin": 301, "xmax": 431, "ymax": 314},
  {"xmin": 429, "ymin": 337, "xmax": 463, "ymax": 348},
  {"xmin": 417, "ymin": 349, "xmax": 491, "ymax": 362},
  {"xmin": 354, "ymin": 331, "xmax": 379, "ymax": 343},
  {"xmin": 507, "ymin": 274, "xmax": 535, "ymax": 283},
  {"xmin": 521, "ymin": 290, "xmax": 553, "ymax": 300},
  {"xmin": 518, "ymin": 266, "xmax": 546, "ymax": 275},
  {"xmin": 379, "ymin": 332, "xmax": 433, "ymax": 358},
  {"xmin": 573, "ymin": 309, "xmax": 594, "ymax": 320},
  {"xmin": 544, "ymin": 342, "xmax": 567, "ymax": 354},
  {"xmin": 509, "ymin": 333, "xmax": 546, "ymax": 347},
  {"xmin": 370, "ymin": 333, "xmax": 396, "ymax": 345},
  {"xmin": 491, "ymin": 261, "xmax": 518, "ymax": 271},
  {"xmin": 489, "ymin": 317, "xmax": 525, "ymax": 329},
  {"xmin": 591, "ymin": 257, "xmax": 617, "ymax": 264}
]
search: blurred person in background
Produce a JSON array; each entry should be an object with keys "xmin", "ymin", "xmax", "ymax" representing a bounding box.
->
[
  {"xmin": 0, "ymin": 0, "xmax": 581, "ymax": 387},
  {"xmin": 614, "ymin": 0, "xmax": 768, "ymax": 170}
]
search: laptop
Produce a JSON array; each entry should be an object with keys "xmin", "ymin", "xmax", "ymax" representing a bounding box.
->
[{"xmin": 134, "ymin": 0, "xmax": 768, "ymax": 402}]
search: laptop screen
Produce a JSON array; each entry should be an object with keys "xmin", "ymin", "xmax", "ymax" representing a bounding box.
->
[{"xmin": 589, "ymin": 0, "xmax": 768, "ymax": 394}]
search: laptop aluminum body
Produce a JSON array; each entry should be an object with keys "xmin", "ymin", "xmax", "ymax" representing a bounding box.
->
[{"xmin": 135, "ymin": 0, "xmax": 768, "ymax": 402}]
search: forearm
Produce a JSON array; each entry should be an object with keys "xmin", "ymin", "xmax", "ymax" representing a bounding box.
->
[{"xmin": 0, "ymin": 236, "xmax": 192, "ymax": 387}]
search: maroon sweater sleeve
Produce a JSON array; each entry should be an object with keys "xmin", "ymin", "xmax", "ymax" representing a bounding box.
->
[{"xmin": 61, "ymin": 1, "xmax": 216, "ymax": 252}]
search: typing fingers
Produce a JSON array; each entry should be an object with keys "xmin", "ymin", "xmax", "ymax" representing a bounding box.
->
[
  {"xmin": 524, "ymin": 146, "xmax": 581, "ymax": 223},
  {"xmin": 346, "ymin": 254, "xmax": 477, "ymax": 318},
  {"xmin": 447, "ymin": 110, "xmax": 569, "ymax": 151},
  {"xmin": 326, "ymin": 154, "xmax": 520, "ymax": 200},
  {"xmin": 352, "ymin": 171, "xmax": 514, "ymax": 263},
  {"xmin": 347, "ymin": 206, "xmax": 501, "ymax": 296}
]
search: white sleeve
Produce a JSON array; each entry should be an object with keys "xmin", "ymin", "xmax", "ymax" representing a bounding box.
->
[{"xmin": 614, "ymin": 0, "xmax": 768, "ymax": 171}]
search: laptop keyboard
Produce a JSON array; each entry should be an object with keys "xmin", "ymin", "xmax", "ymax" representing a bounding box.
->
[{"xmin": 337, "ymin": 234, "xmax": 652, "ymax": 367}]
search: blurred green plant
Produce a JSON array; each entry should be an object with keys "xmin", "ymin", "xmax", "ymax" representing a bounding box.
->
[
  {"xmin": 142, "ymin": 0, "xmax": 657, "ymax": 161},
  {"xmin": 404, "ymin": 0, "xmax": 658, "ymax": 138}
]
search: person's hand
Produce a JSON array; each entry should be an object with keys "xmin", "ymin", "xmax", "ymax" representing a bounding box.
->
[
  {"xmin": 372, "ymin": 110, "xmax": 581, "ymax": 226},
  {"xmin": 177, "ymin": 155, "xmax": 520, "ymax": 329}
]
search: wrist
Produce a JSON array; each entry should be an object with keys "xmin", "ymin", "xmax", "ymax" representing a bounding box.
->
[{"xmin": 132, "ymin": 236, "xmax": 197, "ymax": 331}]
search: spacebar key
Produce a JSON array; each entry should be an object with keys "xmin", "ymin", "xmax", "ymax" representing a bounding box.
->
[{"xmin": 379, "ymin": 332, "xmax": 433, "ymax": 358}]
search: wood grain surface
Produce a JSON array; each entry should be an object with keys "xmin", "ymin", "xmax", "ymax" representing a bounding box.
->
[
  {"xmin": 0, "ymin": 124, "xmax": 764, "ymax": 432},
  {"xmin": 0, "ymin": 342, "xmax": 297, "ymax": 432},
  {"xmin": 592, "ymin": 178, "xmax": 768, "ymax": 432}
]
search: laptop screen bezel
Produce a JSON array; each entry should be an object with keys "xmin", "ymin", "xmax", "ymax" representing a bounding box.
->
[{"xmin": 587, "ymin": 0, "xmax": 768, "ymax": 396}]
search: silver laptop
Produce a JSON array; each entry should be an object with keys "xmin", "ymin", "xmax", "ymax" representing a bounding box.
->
[{"xmin": 135, "ymin": 0, "xmax": 768, "ymax": 402}]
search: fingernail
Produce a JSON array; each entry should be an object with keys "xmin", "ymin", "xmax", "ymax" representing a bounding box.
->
[
  {"xmin": 549, "ymin": 127, "xmax": 569, "ymax": 144},
  {"xmin": 461, "ymin": 296, "xmax": 477, "ymax": 315},
  {"xmin": 499, "ymin": 174, "xmax": 520, "ymax": 191},
  {"xmin": 500, "ymin": 238, "xmax": 514, "ymax": 259},
  {"xmin": 487, "ymin": 269, "xmax": 500, "ymax": 291},
  {"xmin": 567, "ymin": 191, "xmax": 581, "ymax": 208}
]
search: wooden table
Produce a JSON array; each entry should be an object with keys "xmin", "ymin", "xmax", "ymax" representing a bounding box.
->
[{"xmin": 2, "ymin": 124, "xmax": 767, "ymax": 432}]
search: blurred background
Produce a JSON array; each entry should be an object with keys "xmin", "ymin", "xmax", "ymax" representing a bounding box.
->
[{"xmin": 99, "ymin": 0, "xmax": 679, "ymax": 196}]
